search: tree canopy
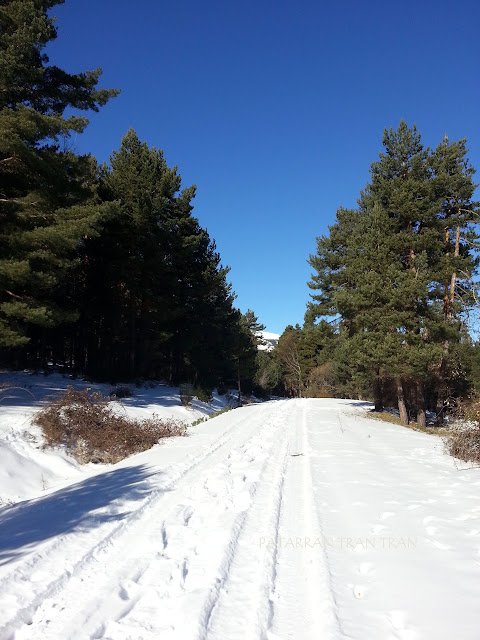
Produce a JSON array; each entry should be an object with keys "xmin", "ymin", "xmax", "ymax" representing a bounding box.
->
[{"xmin": 306, "ymin": 121, "xmax": 479, "ymax": 423}]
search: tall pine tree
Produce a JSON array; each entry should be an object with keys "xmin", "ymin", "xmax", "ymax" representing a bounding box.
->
[
  {"xmin": 0, "ymin": 0, "xmax": 118, "ymax": 356},
  {"xmin": 307, "ymin": 122, "xmax": 479, "ymax": 424}
]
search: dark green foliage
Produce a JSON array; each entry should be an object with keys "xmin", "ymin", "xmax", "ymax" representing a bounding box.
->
[
  {"xmin": 254, "ymin": 349, "xmax": 283, "ymax": 396},
  {"xmin": 306, "ymin": 121, "xmax": 479, "ymax": 422},
  {"xmin": 232, "ymin": 309, "xmax": 265, "ymax": 402},
  {"xmin": 276, "ymin": 325, "xmax": 303, "ymax": 397},
  {"xmin": 271, "ymin": 322, "xmax": 339, "ymax": 398},
  {"xmin": 0, "ymin": 0, "xmax": 118, "ymax": 351},
  {"xmin": 68, "ymin": 129, "xmax": 242, "ymax": 387},
  {"xmin": 0, "ymin": 2, "xmax": 258, "ymax": 393}
]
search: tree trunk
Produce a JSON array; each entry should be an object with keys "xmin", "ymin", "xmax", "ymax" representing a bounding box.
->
[
  {"xmin": 396, "ymin": 377, "xmax": 408, "ymax": 425},
  {"xmin": 448, "ymin": 222, "xmax": 461, "ymax": 321},
  {"xmin": 435, "ymin": 353, "xmax": 448, "ymax": 425},
  {"xmin": 237, "ymin": 360, "xmax": 242, "ymax": 406},
  {"xmin": 129, "ymin": 296, "xmax": 136, "ymax": 380},
  {"xmin": 416, "ymin": 379, "xmax": 426, "ymax": 428},
  {"xmin": 372, "ymin": 371, "xmax": 383, "ymax": 411},
  {"xmin": 443, "ymin": 226, "xmax": 450, "ymax": 322}
]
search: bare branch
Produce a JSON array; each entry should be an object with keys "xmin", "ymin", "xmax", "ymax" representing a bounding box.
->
[
  {"xmin": 0, "ymin": 198, "xmax": 39, "ymax": 206},
  {"xmin": 5, "ymin": 290, "xmax": 24, "ymax": 300}
]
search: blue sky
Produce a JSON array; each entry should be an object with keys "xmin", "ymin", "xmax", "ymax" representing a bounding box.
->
[{"xmin": 47, "ymin": 0, "xmax": 480, "ymax": 335}]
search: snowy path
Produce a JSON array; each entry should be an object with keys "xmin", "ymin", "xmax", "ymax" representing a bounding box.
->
[{"xmin": 1, "ymin": 399, "xmax": 480, "ymax": 639}]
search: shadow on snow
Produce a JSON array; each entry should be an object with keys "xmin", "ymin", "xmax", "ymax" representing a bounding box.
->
[{"xmin": 0, "ymin": 464, "xmax": 160, "ymax": 566}]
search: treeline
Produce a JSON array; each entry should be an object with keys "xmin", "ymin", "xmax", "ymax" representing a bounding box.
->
[
  {"xmin": 0, "ymin": 0, "xmax": 261, "ymax": 392},
  {"xmin": 266, "ymin": 121, "xmax": 480, "ymax": 424}
]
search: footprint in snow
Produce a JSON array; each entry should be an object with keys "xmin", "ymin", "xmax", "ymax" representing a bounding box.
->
[
  {"xmin": 353, "ymin": 584, "xmax": 366, "ymax": 599},
  {"xmin": 427, "ymin": 539, "xmax": 451, "ymax": 551},
  {"xmin": 183, "ymin": 505, "xmax": 194, "ymax": 526},
  {"xmin": 370, "ymin": 524, "xmax": 386, "ymax": 535},
  {"xmin": 380, "ymin": 511, "xmax": 395, "ymax": 520},
  {"xmin": 388, "ymin": 609, "xmax": 417, "ymax": 640},
  {"xmin": 357, "ymin": 562, "xmax": 374, "ymax": 576},
  {"xmin": 119, "ymin": 578, "xmax": 140, "ymax": 601},
  {"xmin": 161, "ymin": 523, "xmax": 168, "ymax": 548}
]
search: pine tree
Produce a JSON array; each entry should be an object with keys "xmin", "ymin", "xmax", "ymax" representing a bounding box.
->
[
  {"xmin": 307, "ymin": 122, "xmax": 479, "ymax": 424},
  {"xmin": 276, "ymin": 325, "xmax": 303, "ymax": 397},
  {"xmin": 297, "ymin": 320, "xmax": 337, "ymax": 397},
  {"xmin": 0, "ymin": 0, "xmax": 118, "ymax": 354},
  {"xmin": 232, "ymin": 309, "xmax": 265, "ymax": 403},
  {"xmin": 430, "ymin": 136, "xmax": 479, "ymax": 419},
  {"xmin": 80, "ymin": 130, "xmax": 240, "ymax": 386}
]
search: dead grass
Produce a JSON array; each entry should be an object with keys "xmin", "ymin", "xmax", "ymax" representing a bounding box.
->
[
  {"xmin": 368, "ymin": 410, "xmax": 451, "ymax": 436},
  {"xmin": 34, "ymin": 387, "xmax": 186, "ymax": 464},
  {"xmin": 369, "ymin": 406, "xmax": 480, "ymax": 464},
  {"xmin": 368, "ymin": 410, "xmax": 405, "ymax": 426}
]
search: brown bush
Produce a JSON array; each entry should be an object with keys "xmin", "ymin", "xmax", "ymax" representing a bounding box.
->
[
  {"xmin": 443, "ymin": 396, "xmax": 480, "ymax": 465},
  {"xmin": 445, "ymin": 427, "xmax": 480, "ymax": 465},
  {"xmin": 33, "ymin": 387, "xmax": 186, "ymax": 464}
]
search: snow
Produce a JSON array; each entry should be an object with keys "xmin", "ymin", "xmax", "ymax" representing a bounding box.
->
[
  {"xmin": 0, "ymin": 372, "xmax": 232, "ymax": 505},
  {"xmin": 1, "ymin": 375, "xmax": 480, "ymax": 639},
  {"xmin": 257, "ymin": 331, "xmax": 280, "ymax": 351}
]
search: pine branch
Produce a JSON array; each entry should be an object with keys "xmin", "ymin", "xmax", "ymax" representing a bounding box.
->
[{"xmin": 0, "ymin": 197, "xmax": 39, "ymax": 206}]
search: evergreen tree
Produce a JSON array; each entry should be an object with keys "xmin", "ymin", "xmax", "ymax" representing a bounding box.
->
[
  {"xmin": 307, "ymin": 122, "xmax": 479, "ymax": 424},
  {"xmin": 297, "ymin": 320, "xmax": 337, "ymax": 397},
  {"xmin": 80, "ymin": 130, "xmax": 240, "ymax": 386},
  {"xmin": 430, "ymin": 136, "xmax": 479, "ymax": 419},
  {"xmin": 232, "ymin": 309, "xmax": 265, "ymax": 403},
  {"xmin": 0, "ymin": 0, "xmax": 118, "ymax": 353},
  {"xmin": 276, "ymin": 325, "xmax": 303, "ymax": 397},
  {"xmin": 254, "ymin": 349, "xmax": 283, "ymax": 396}
]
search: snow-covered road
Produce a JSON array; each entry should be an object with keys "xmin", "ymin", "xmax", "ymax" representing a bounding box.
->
[{"xmin": 1, "ymin": 399, "xmax": 479, "ymax": 640}]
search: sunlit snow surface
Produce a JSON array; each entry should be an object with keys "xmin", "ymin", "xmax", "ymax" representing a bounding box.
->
[
  {"xmin": 257, "ymin": 331, "xmax": 280, "ymax": 351},
  {"xmin": 1, "ymin": 372, "xmax": 480, "ymax": 640}
]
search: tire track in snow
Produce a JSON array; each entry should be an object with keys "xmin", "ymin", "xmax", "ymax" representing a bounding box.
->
[
  {"xmin": 0, "ymin": 401, "xmax": 287, "ymax": 639},
  {"xmin": 2, "ymin": 401, "xmax": 290, "ymax": 639},
  {"xmin": 195, "ymin": 403, "xmax": 293, "ymax": 640},
  {"xmin": 267, "ymin": 400, "xmax": 343, "ymax": 640}
]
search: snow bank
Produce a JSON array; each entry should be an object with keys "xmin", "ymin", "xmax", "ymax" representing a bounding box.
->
[{"xmin": 0, "ymin": 371, "xmax": 233, "ymax": 505}]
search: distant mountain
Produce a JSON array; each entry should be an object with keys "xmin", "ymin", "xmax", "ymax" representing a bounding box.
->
[{"xmin": 257, "ymin": 331, "xmax": 280, "ymax": 352}]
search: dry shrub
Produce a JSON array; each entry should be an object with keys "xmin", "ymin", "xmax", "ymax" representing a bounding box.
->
[
  {"xmin": 443, "ymin": 396, "xmax": 480, "ymax": 465},
  {"xmin": 109, "ymin": 384, "xmax": 133, "ymax": 399},
  {"xmin": 445, "ymin": 427, "xmax": 480, "ymax": 464},
  {"xmin": 33, "ymin": 387, "xmax": 186, "ymax": 464}
]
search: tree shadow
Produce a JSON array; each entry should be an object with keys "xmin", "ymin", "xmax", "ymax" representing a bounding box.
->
[
  {"xmin": 0, "ymin": 464, "xmax": 160, "ymax": 566},
  {"xmin": 0, "ymin": 372, "xmax": 195, "ymax": 411},
  {"xmin": 345, "ymin": 401, "xmax": 373, "ymax": 408}
]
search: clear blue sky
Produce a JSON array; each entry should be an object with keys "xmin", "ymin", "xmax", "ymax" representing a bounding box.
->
[{"xmin": 47, "ymin": 0, "xmax": 480, "ymax": 335}]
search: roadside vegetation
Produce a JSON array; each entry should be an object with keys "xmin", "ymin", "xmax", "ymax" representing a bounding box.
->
[
  {"xmin": 2, "ymin": 2, "xmax": 480, "ymax": 468},
  {"xmin": 442, "ymin": 397, "xmax": 480, "ymax": 465},
  {"xmin": 33, "ymin": 387, "xmax": 186, "ymax": 464}
]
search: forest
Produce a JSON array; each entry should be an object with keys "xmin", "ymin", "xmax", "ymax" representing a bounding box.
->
[
  {"xmin": 272, "ymin": 122, "xmax": 480, "ymax": 426},
  {"xmin": 0, "ymin": 0, "xmax": 265, "ymax": 398},
  {"xmin": 1, "ymin": 0, "xmax": 480, "ymax": 424}
]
